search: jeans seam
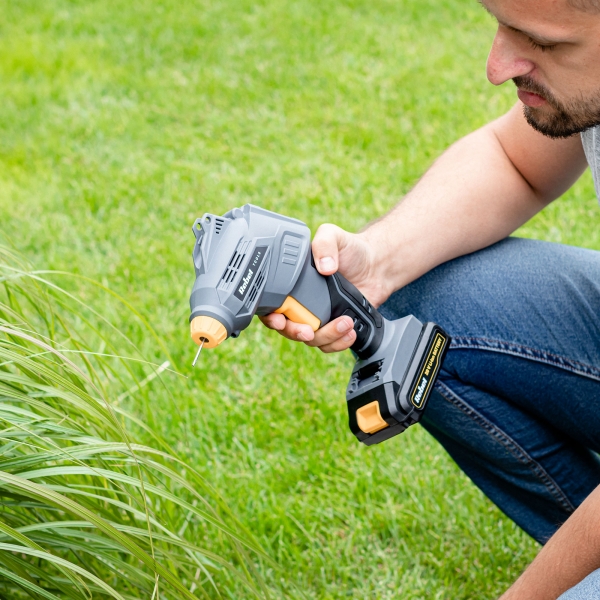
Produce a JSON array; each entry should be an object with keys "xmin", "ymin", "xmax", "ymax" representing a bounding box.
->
[
  {"xmin": 435, "ymin": 379, "xmax": 577, "ymax": 514},
  {"xmin": 449, "ymin": 336, "xmax": 600, "ymax": 382}
]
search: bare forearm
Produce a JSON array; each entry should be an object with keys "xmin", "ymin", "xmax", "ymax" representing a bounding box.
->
[
  {"xmin": 500, "ymin": 485, "xmax": 600, "ymax": 600},
  {"xmin": 362, "ymin": 127, "xmax": 542, "ymax": 290},
  {"xmin": 360, "ymin": 105, "xmax": 587, "ymax": 294}
]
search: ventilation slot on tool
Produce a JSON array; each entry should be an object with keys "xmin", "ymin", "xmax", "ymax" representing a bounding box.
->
[
  {"xmin": 246, "ymin": 272, "xmax": 264, "ymax": 306},
  {"xmin": 245, "ymin": 257, "xmax": 268, "ymax": 307},
  {"xmin": 214, "ymin": 218, "xmax": 225, "ymax": 234},
  {"xmin": 218, "ymin": 240, "xmax": 249, "ymax": 292}
]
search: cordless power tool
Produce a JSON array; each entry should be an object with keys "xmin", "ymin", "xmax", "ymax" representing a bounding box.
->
[{"xmin": 189, "ymin": 204, "xmax": 450, "ymax": 446}]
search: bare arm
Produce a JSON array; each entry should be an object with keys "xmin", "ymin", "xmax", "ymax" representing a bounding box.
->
[
  {"xmin": 261, "ymin": 103, "xmax": 588, "ymax": 351},
  {"xmin": 353, "ymin": 102, "xmax": 588, "ymax": 303},
  {"xmin": 499, "ymin": 485, "xmax": 600, "ymax": 600},
  {"xmin": 358, "ymin": 104, "xmax": 586, "ymax": 302}
]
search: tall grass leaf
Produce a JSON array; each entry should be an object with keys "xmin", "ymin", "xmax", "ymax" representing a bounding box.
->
[{"xmin": 0, "ymin": 247, "xmax": 278, "ymax": 598}]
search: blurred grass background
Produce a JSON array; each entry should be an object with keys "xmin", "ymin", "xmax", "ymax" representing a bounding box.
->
[{"xmin": 1, "ymin": 0, "xmax": 598, "ymax": 597}]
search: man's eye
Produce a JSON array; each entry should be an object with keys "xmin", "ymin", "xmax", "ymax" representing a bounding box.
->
[{"xmin": 528, "ymin": 38, "xmax": 557, "ymax": 52}]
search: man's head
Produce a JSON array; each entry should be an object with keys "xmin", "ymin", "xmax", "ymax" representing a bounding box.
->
[{"xmin": 483, "ymin": 0, "xmax": 600, "ymax": 138}]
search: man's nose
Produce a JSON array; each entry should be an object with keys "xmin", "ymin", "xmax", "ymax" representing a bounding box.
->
[{"xmin": 486, "ymin": 26, "xmax": 535, "ymax": 85}]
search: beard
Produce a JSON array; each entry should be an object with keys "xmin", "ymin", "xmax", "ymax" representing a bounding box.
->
[{"xmin": 513, "ymin": 75, "xmax": 600, "ymax": 138}]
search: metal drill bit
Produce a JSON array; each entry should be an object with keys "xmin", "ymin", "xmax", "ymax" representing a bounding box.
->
[{"xmin": 192, "ymin": 338, "xmax": 205, "ymax": 367}]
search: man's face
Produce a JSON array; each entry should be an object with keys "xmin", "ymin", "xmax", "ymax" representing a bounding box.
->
[{"xmin": 483, "ymin": 0, "xmax": 600, "ymax": 137}]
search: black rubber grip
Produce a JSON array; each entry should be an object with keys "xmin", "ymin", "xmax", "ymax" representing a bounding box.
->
[{"xmin": 325, "ymin": 272, "xmax": 384, "ymax": 360}]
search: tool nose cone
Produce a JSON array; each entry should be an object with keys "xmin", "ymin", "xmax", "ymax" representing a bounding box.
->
[{"xmin": 190, "ymin": 316, "xmax": 227, "ymax": 348}]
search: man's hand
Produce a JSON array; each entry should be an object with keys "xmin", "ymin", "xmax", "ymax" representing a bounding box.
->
[{"xmin": 259, "ymin": 224, "xmax": 390, "ymax": 353}]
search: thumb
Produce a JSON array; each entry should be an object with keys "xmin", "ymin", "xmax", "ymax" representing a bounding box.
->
[{"xmin": 312, "ymin": 223, "xmax": 347, "ymax": 275}]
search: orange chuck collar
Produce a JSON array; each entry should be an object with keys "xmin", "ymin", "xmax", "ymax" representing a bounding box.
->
[{"xmin": 190, "ymin": 316, "xmax": 227, "ymax": 349}]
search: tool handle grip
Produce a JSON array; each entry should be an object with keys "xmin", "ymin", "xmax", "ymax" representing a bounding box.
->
[
  {"xmin": 281, "ymin": 254, "xmax": 385, "ymax": 360},
  {"xmin": 324, "ymin": 271, "xmax": 385, "ymax": 359}
]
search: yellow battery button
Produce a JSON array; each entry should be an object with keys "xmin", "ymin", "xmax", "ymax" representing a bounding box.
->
[{"xmin": 356, "ymin": 401, "xmax": 389, "ymax": 435}]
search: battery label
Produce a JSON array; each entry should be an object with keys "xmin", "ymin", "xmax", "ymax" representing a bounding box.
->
[
  {"xmin": 234, "ymin": 246, "xmax": 267, "ymax": 301},
  {"xmin": 410, "ymin": 332, "xmax": 447, "ymax": 408}
]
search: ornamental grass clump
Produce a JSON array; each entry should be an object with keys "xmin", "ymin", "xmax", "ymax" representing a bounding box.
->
[{"xmin": 0, "ymin": 244, "xmax": 274, "ymax": 599}]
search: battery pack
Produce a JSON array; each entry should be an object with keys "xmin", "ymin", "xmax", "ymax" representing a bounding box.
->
[{"xmin": 346, "ymin": 321, "xmax": 450, "ymax": 446}]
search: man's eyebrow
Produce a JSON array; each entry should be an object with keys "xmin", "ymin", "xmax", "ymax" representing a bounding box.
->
[
  {"xmin": 477, "ymin": 0, "xmax": 564, "ymax": 44},
  {"xmin": 504, "ymin": 24, "xmax": 562, "ymax": 44}
]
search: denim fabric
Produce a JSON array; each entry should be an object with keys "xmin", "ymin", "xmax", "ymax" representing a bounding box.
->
[
  {"xmin": 379, "ymin": 237, "xmax": 600, "ymax": 544},
  {"xmin": 558, "ymin": 569, "xmax": 600, "ymax": 600}
]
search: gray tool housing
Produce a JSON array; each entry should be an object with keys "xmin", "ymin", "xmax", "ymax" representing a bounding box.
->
[
  {"xmin": 189, "ymin": 204, "xmax": 450, "ymax": 445},
  {"xmin": 190, "ymin": 204, "xmax": 331, "ymax": 337}
]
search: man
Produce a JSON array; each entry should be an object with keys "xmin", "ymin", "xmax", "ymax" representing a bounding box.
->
[{"xmin": 261, "ymin": 0, "xmax": 600, "ymax": 597}]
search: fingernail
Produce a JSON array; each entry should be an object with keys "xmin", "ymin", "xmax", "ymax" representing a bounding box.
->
[
  {"xmin": 336, "ymin": 318, "xmax": 353, "ymax": 333},
  {"xmin": 319, "ymin": 257, "xmax": 335, "ymax": 271},
  {"xmin": 297, "ymin": 331, "xmax": 309, "ymax": 341},
  {"xmin": 343, "ymin": 330, "xmax": 356, "ymax": 342}
]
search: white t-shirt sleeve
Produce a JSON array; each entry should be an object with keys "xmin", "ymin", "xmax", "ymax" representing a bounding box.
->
[{"xmin": 581, "ymin": 126, "xmax": 600, "ymax": 202}]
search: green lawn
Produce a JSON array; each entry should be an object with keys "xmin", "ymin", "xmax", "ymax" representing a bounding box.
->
[{"xmin": 1, "ymin": 0, "xmax": 598, "ymax": 597}]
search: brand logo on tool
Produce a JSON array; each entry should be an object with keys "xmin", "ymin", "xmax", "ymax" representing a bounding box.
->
[
  {"xmin": 412, "ymin": 377, "xmax": 429, "ymax": 406},
  {"xmin": 411, "ymin": 332, "xmax": 447, "ymax": 408},
  {"xmin": 234, "ymin": 246, "xmax": 268, "ymax": 301},
  {"xmin": 238, "ymin": 270, "xmax": 253, "ymax": 295}
]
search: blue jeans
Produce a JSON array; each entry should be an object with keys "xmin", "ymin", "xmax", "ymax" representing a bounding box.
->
[{"xmin": 380, "ymin": 237, "xmax": 600, "ymax": 545}]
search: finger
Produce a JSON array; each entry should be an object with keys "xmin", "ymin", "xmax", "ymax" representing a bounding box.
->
[
  {"xmin": 260, "ymin": 313, "xmax": 316, "ymax": 341},
  {"xmin": 303, "ymin": 316, "xmax": 354, "ymax": 348},
  {"xmin": 312, "ymin": 223, "xmax": 347, "ymax": 275},
  {"xmin": 259, "ymin": 313, "xmax": 287, "ymax": 331},
  {"xmin": 319, "ymin": 328, "xmax": 357, "ymax": 353},
  {"xmin": 278, "ymin": 319, "xmax": 316, "ymax": 343}
]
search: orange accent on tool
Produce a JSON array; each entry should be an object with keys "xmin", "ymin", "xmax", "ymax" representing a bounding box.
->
[
  {"xmin": 356, "ymin": 401, "xmax": 389, "ymax": 434},
  {"xmin": 274, "ymin": 296, "xmax": 321, "ymax": 331},
  {"xmin": 190, "ymin": 316, "xmax": 227, "ymax": 348}
]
